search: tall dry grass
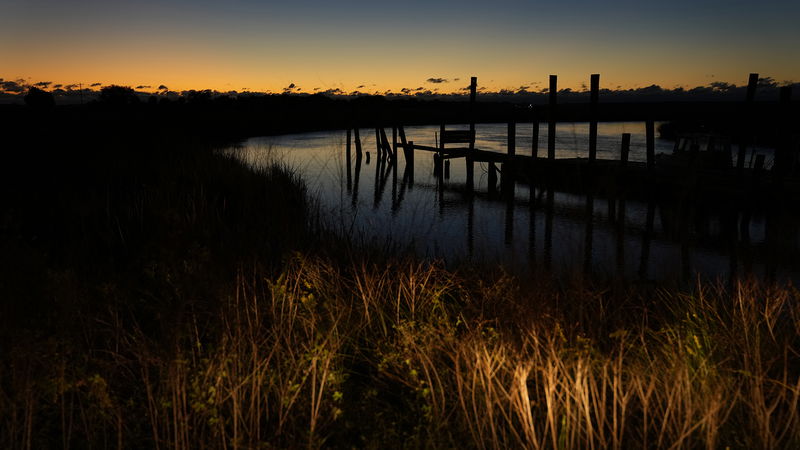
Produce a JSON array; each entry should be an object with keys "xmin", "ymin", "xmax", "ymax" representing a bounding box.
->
[{"xmin": 4, "ymin": 255, "xmax": 799, "ymax": 448}]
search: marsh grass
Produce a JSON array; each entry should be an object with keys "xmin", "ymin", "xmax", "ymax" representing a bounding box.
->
[{"xmin": 2, "ymin": 139, "xmax": 800, "ymax": 448}]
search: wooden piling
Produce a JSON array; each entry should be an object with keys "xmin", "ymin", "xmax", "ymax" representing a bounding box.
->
[
  {"xmin": 444, "ymin": 160, "xmax": 450, "ymax": 179},
  {"xmin": 531, "ymin": 118, "xmax": 539, "ymax": 159},
  {"xmin": 589, "ymin": 74, "xmax": 599, "ymax": 163},
  {"xmin": 354, "ymin": 128, "xmax": 362, "ymax": 158},
  {"xmin": 379, "ymin": 127, "xmax": 393, "ymax": 162},
  {"xmin": 646, "ymin": 120, "xmax": 655, "ymax": 170},
  {"xmin": 488, "ymin": 162, "xmax": 498, "ymax": 196},
  {"xmin": 746, "ymin": 72, "xmax": 758, "ymax": 103},
  {"xmin": 620, "ymin": 133, "xmax": 631, "ymax": 168},
  {"xmin": 508, "ymin": 120, "xmax": 516, "ymax": 156},
  {"xmin": 467, "ymin": 77, "xmax": 477, "ymax": 192},
  {"xmin": 351, "ymin": 150, "xmax": 362, "ymax": 206},
  {"xmin": 469, "ymin": 77, "xmax": 477, "ymax": 139},
  {"xmin": 346, "ymin": 128, "xmax": 352, "ymax": 192},
  {"xmin": 548, "ymin": 75, "xmax": 557, "ymax": 160},
  {"xmin": 433, "ymin": 154, "xmax": 442, "ymax": 177},
  {"xmin": 375, "ymin": 128, "xmax": 382, "ymax": 157},
  {"xmin": 406, "ymin": 141, "xmax": 415, "ymax": 187},
  {"xmin": 737, "ymin": 73, "xmax": 759, "ymax": 171}
]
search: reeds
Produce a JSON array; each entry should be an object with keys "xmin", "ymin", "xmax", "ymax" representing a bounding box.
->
[
  {"xmin": 2, "ymin": 141, "xmax": 799, "ymax": 448},
  {"xmin": 3, "ymin": 254, "xmax": 800, "ymax": 448}
]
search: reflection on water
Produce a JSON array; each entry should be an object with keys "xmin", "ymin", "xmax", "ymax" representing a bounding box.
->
[{"xmin": 228, "ymin": 122, "xmax": 798, "ymax": 283}]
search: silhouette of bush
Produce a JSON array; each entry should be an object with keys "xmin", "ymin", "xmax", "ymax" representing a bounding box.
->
[
  {"xmin": 24, "ymin": 87, "xmax": 55, "ymax": 110},
  {"xmin": 99, "ymin": 85, "xmax": 140, "ymax": 106}
]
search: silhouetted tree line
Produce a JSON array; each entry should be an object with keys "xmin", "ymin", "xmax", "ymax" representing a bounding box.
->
[{"xmin": 4, "ymin": 84, "xmax": 797, "ymax": 147}]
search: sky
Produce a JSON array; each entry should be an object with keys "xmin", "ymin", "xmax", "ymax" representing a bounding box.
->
[{"xmin": 2, "ymin": 0, "xmax": 799, "ymax": 94}]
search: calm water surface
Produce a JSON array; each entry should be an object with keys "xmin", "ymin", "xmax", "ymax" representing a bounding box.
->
[{"xmin": 228, "ymin": 122, "xmax": 797, "ymax": 283}]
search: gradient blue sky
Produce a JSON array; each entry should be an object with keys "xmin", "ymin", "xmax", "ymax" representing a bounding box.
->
[{"xmin": 3, "ymin": 0, "xmax": 798, "ymax": 93}]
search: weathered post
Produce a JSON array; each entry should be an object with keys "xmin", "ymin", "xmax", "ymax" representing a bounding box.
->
[
  {"xmin": 354, "ymin": 128, "xmax": 362, "ymax": 158},
  {"xmin": 737, "ymin": 73, "xmax": 759, "ymax": 171},
  {"xmin": 548, "ymin": 75, "xmax": 557, "ymax": 160},
  {"xmin": 488, "ymin": 162, "xmax": 498, "ymax": 196},
  {"xmin": 406, "ymin": 141, "xmax": 415, "ymax": 187},
  {"xmin": 620, "ymin": 133, "xmax": 631, "ymax": 168},
  {"xmin": 589, "ymin": 74, "xmax": 599, "ymax": 163},
  {"xmin": 444, "ymin": 160, "xmax": 450, "ymax": 179},
  {"xmin": 346, "ymin": 128, "xmax": 352, "ymax": 192},
  {"xmin": 351, "ymin": 148, "xmax": 362, "ymax": 206},
  {"xmin": 375, "ymin": 128, "xmax": 382, "ymax": 158},
  {"xmin": 646, "ymin": 120, "xmax": 655, "ymax": 171},
  {"xmin": 531, "ymin": 117, "xmax": 539, "ymax": 159},
  {"xmin": 508, "ymin": 120, "xmax": 516, "ymax": 156},
  {"xmin": 469, "ymin": 77, "xmax": 477, "ymax": 140},
  {"xmin": 467, "ymin": 77, "xmax": 477, "ymax": 192}
]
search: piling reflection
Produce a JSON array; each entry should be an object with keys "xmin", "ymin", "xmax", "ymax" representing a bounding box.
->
[{"xmin": 241, "ymin": 123, "xmax": 800, "ymax": 284}]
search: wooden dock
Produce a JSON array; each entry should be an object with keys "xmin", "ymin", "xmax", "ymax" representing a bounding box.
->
[{"xmin": 344, "ymin": 73, "xmax": 798, "ymax": 208}]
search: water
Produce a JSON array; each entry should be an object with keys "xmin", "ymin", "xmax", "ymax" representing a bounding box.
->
[{"xmin": 227, "ymin": 122, "xmax": 798, "ymax": 283}]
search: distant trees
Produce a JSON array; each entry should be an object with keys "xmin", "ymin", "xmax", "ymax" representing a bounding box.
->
[
  {"xmin": 99, "ymin": 85, "xmax": 140, "ymax": 106},
  {"xmin": 24, "ymin": 87, "xmax": 55, "ymax": 110}
]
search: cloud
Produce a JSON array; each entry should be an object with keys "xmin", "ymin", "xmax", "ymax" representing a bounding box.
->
[
  {"xmin": 90, "ymin": 82, "xmax": 102, "ymax": 87},
  {"xmin": 158, "ymin": 85, "xmax": 168, "ymax": 91},
  {"xmin": 34, "ymin": 81, "xmax": 52, "ymax": 88},
  {"xmin": 426, "ymin": 77, "xmax": 448, "ymax": 84},
  {"xmin": 135, "ymin": 85, "xmax": 151, "ymax": 90},
  {"xmin": 65, "ymin": 84, "xmax": 79, "ymax": 90},
  {"xmin": 400, "ymin": 87, "xmax": 412, "ymax": 94},
  {"xmin": 321, "ymin": 88, "xmax": 344, "ymax": 95},
  {"xmin": 356, "ymin": 84, "xmax": 365, "ymax": 89},
  {"xmin": 282, "ymin": 82, "xmax": 300, "ymax": 93},
  {"xmin": 0, "ymin": 80, "xmax": 26, "ymax": 93}
]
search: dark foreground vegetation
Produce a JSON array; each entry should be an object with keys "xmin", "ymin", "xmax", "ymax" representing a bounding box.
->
[{"xmin": 2, "ymin": 108, "xmax": 800, "ymax": 449}]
